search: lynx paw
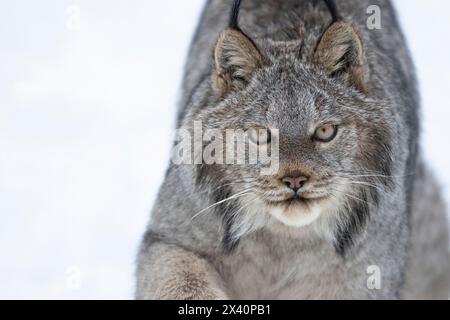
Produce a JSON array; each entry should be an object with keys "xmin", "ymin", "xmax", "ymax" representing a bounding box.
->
[{"xmin": 154, "ymin": 274, "xmax": 229, "ymax": 300}]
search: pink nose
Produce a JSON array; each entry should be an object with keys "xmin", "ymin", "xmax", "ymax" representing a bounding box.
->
[{"xmin": 282, "ymin": 175, "xmax": 308, "ymax": 191}]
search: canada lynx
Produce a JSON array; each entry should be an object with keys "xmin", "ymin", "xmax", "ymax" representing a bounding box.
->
[{"xmin": 136, "ymin": 0, "xmax": 450, "ymax": 299}]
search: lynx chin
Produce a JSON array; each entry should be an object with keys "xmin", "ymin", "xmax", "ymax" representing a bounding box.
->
[{"xmin": 136, "ymin": 0, "xmax": 450, "ymax": 300}]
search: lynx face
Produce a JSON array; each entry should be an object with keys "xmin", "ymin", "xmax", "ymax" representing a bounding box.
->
[
  {"xmin": 246, "ymin": 64, "xmax": 363, "ymax": 228},
  {"xmin": 190, "ymin": 22, "xmax": 393, "ymax": 250},
  {"xmin": 198, "ymin": 59, "xmax": 390, "ymax": 228}
]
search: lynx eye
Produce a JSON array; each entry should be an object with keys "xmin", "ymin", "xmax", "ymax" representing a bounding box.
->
[
  {"xmin": 248, "ymin": 128, "xmax": 271, "ymax": 146},
  {"xmin": 313, "ymin": 124, "xmax": 338, "ymax": 143}
]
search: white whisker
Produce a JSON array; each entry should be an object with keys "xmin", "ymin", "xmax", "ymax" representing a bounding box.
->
[{"xmin": 190, "ymin": 188, "xmax": 253, "ymax": 221}]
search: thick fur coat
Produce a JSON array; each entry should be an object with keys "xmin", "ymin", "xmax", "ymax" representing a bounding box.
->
[{"xmin": 136, "ymin": 0, "xmax": 450, "ymax": 299}]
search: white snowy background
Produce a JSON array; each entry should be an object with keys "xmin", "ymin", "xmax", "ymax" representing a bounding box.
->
[{"xmin": 0, "ymin": 0, "xmax": 449, "ymax": 299}]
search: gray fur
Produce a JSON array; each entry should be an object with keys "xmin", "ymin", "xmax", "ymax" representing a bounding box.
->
[{"xmin": 136, "ymin": 0, "xmax": 450, "ymax": 299}]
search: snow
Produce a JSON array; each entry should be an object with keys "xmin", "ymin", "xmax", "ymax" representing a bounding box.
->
[{"xmin": 0, "ymin": 0, "xmax": 448, "ymax": 299}]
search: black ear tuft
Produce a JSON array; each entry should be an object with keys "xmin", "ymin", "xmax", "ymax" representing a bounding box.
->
[
  {"xmin": 323, "ymin": 0, "xmax": 342, "ymax": 23},
  {"xmin": 229, "ymin": 0, "xmax": 243, "ymax": 30},
  {"xmin": 212, "ymin": 0, "xmax": 266, "ymax": 100}
]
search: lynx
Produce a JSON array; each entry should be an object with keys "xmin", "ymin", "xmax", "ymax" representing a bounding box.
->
[{"xmin": 136, "ymin": 0, "xmax": 450, "ymax": 299}]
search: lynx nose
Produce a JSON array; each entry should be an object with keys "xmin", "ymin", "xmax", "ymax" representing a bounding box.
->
[{"xmin": 282, "ymin": 175, "xmax": 308, "ymax": 192}]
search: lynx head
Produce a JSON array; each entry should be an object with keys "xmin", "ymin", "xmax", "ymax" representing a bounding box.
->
[{"xmin": 191, "ymin": 0, "xmax": 393, "ymax": 254}]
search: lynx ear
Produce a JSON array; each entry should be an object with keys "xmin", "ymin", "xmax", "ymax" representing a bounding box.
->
[
  {"xmin": 314, "ymin": 21, "xmax": 367, "ymax": 92},
  {"xmin": 213, "ymin": 28, "xmax": 265, "ymax": 99}
]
